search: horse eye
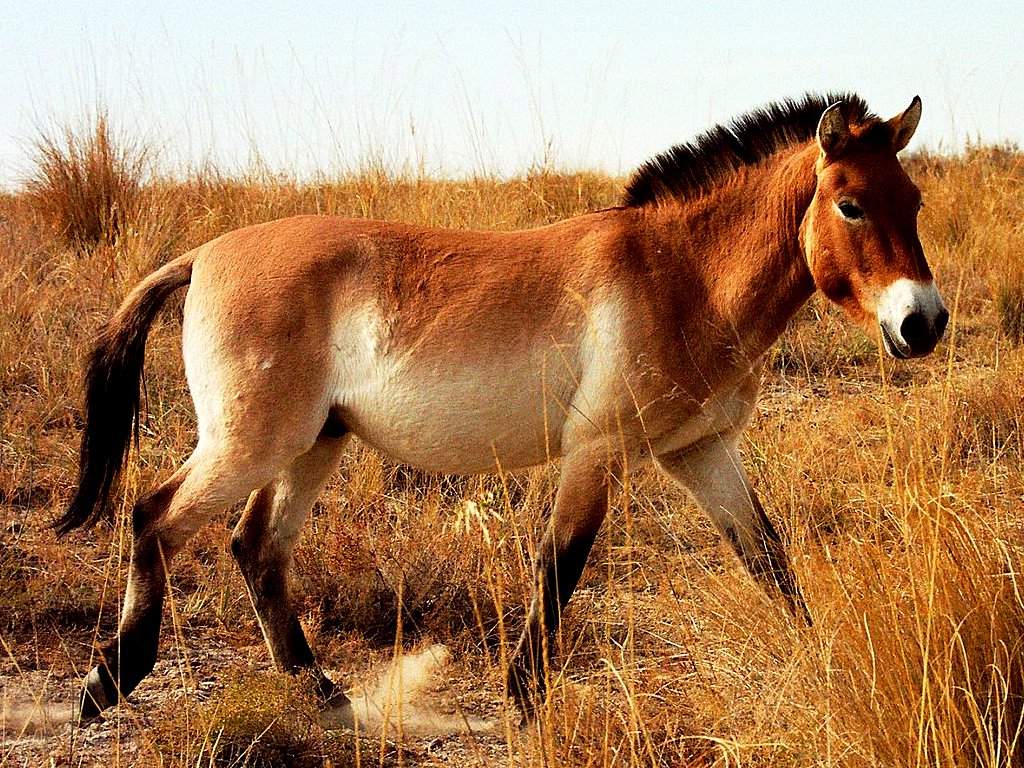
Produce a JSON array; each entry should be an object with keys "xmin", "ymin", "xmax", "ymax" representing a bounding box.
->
[{"xmin": 837, "ymin": 201, "xmax": 864, "ymax": 220}]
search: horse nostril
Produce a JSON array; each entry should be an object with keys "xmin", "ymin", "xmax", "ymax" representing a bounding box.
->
[
  {"xmin": 900, "ymin": 312, "xmax": 930, "ymax": 353},
  {"xmin": 936, "ymin": 308, "xmax": 949, "ymax": 338}
]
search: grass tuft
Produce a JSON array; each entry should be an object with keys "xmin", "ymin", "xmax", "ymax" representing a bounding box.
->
[
  {"xmin": 997, "ymin": 276, "xmax": 1024, "ymax": 344},
  {"xmin": 24, "ymin": 111, "xmax": 151, "ymax": 251},
  {"xmin": 150, "ymin": 671, "xmax": 368, "ymax": 767}
]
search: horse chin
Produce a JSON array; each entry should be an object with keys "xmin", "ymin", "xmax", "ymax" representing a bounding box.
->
[
  {"xmin": 880, "ymin": 323, "xmax": 910, "ymax": 359},
  {"xmin": 833, "ymin": 303, "xmax": 878, "ymax": 342}
]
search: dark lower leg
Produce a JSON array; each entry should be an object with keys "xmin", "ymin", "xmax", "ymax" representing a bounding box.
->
[
  {"xmin": 743, "ymin": 499, "xmax": 810, "ymax": 624},
  {"xmin": 657, "ymin": 442, "xmax": 810, "ymax": 626},
  {"xmin": 80, "ymin": 521, "xmax": 172, "ymax": 719},
  {"xmin": 506, "ymin": 526, "xmax": 600, "ymax": 714},
  {"xmin": 231, "ymin": 486, "xmax": 347, "ymax": 707},
  {"xmin": 235, "ymin": 549, "xmax": 341, "ymax": 702},
  {"xmin": 506, "ymin": 460, "xmax": 611, "ymax": 718}
]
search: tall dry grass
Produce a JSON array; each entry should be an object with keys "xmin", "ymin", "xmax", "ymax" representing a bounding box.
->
[
  {"xmin": 1, "ymin": 126, "xmax": 1023, "ymax": 766},
  {"xmin": 23, "ymin": 113, "xmax": 153, "ymax": 251}
]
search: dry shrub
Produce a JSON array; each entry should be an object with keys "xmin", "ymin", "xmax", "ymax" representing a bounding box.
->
[
  {"xmin": 940, "ymin": 366, "xmax": 1024, "ymax": 466},
  {"xmin": 657, "ymin": 492, "xmax": 1024, "ymax": 767},
  {"xmin": 298, "ymin": 453, "xmax": 546, "ymax": 648},
  {"xmin": 25, "ymin": 112, "xmax": 150, "ymax": 251},
  {"xmin": 195, "ymin": 673, "xmax": 322, "ymax": 767},
  {"xmin": 0, "ymin": 525, "xmax": 106, "ymax": 639},
  {"xmin": 0, "ymin": 536, "xmax": 33, "ymax": 633},
  {"xmin": 531, "ymin": 676, "xmax": 715, "ymax": 768}
]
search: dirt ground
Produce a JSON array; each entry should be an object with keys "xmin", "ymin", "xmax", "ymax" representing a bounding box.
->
[{"xmin": 1, "ymin": 622, "xmax": 518, "ymax": 766}]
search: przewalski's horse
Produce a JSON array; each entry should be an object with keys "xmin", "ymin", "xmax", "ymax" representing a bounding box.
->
[{"xmin": 58, "ymin": 93, "xmax": 947, "ymax": 724}]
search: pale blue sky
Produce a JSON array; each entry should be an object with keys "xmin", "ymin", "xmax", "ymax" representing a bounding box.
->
[{"xmin": 1, "ymin": 1, "xmax": 1021, "ymax": 186}]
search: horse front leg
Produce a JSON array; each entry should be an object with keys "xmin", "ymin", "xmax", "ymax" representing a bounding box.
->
[
  {"xmin": 656, "ymin": 437, "xmax": 810, "ymax": 623},
  {"xmin": 506, "ymin": 451, "xmax": 615, "ymax": 721}
]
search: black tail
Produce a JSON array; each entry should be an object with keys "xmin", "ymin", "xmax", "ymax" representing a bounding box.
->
[{"xmin": 54, "ymin": 255, "xmax": 193, "ymax": 536}]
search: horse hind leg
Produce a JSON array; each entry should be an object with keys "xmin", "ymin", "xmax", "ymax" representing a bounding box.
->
[
  {"xmin": 79, "ymin": 446, "xmax": 279, "ymax": 720},
  {"xmin": 230, "ymin": 432, "xmax": 351, "ymax": 715}
]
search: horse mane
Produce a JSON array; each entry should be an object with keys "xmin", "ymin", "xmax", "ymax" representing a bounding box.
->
[{"xmin": 622, "ymin": 92, "xmax": 885, "ymax": 207}]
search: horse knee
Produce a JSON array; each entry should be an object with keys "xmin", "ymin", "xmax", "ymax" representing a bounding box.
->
[{"xmin": 129, "ymin": 485, "xmax": 172, "ymax": 541}]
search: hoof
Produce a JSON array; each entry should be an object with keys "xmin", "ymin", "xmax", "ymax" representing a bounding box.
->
[
  {"xmin": 76, "ymin": 706, "xmax": 103, "ymax": 727},
  {"xmin": 77, "ymin": 667, "xmax": 113, "ymax": 725},
  {"xmin": 505, "ymin": 663, "xmax": 540, "ymax": 727}
]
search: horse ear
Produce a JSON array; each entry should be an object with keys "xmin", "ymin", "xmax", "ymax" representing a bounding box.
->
[
  {"xmin": 816, "ymin": 102, "xmax": 849, "ymax": 158},
  {"xmin": 889, "ymin": 95, "xmax": 922, "ymax": 152}
]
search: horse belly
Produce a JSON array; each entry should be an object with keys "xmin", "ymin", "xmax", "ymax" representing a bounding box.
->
[{"xmin": 339, "ymin": 351, "xmax": 575, "ymax": 474}]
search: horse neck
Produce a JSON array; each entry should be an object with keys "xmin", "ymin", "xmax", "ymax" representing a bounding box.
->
[{"xmin": 654, "ymin": 142, "xmax": 820, "ymax": 364}]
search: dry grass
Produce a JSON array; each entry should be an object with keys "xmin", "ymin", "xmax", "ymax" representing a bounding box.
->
[
  {"xmin": 997, "ymin": 279, "xmax": 1024, "ymax": 345},
  {"xmin": 23, "ymin": 113, "xmax": 153, "ymax": 252},
  {"xmin": 2, "ymin": 131, "xmax": 1024, "ymax": 766},
  {"xmin": 148, "ymin": 672, "xmax": 377, "ymax": 768}
]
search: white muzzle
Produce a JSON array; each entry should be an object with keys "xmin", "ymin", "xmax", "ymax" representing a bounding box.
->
[{"xmin": 876, "ymin": 279, "xmax": 948, "ymax": 358}]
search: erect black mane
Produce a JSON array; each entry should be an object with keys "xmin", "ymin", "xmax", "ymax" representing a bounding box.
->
[{"xmin": 622, "ymin": 92, "xmax": 881, "ymax": 207}]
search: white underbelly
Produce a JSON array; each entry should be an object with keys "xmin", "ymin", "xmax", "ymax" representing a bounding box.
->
[{"xmin": 337, "ymin": 343, "xmax": 578, "ymax": 474}]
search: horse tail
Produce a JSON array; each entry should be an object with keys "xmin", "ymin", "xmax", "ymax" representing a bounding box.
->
[{"xmin": 54, "ymin": 253, "xmax": 194, "ymax": 536}]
